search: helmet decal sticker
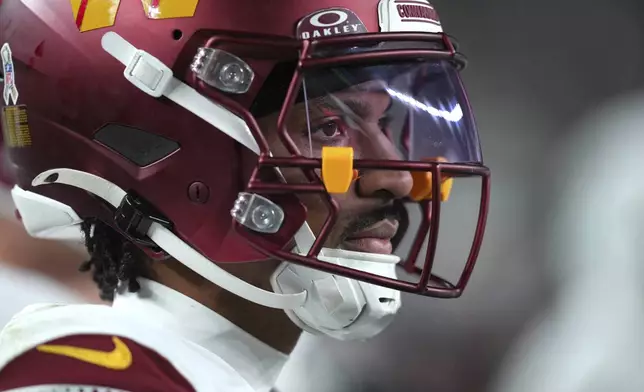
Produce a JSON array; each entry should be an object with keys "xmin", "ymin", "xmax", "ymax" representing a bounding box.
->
[
  {"xmin": 1, "ymin": 105, "xmax": 32, "ymax": 148},
  {"xmin": 1, "ymin": 43, "xmax": 18, "ymax": 106},
  {"xmin": 69, "ymin": 0, "xmax": 200, "ymax": 32},
  {"xmin": 140, "ymin": 0, "xmax": 200, "ymax": 20},
  {"xmin": 296, "ymin": 8, "xmax": 369, "ymax": 40},
  {"xmin": 69, "ymin": 0, "xmax": 122, "ymax": 32},
  {"xmin": 378, "ymin": 0, "xmax": 443, "ymax": 33}
]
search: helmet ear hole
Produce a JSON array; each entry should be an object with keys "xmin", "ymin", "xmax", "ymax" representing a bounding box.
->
[{"xmin": 172, "ymin": 29, "xmax": 183, "ymax": 40}]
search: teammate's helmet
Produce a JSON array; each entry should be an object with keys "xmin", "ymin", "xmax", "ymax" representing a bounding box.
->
[{"xmin": 0, "ymin": 0, "xmax": 489, "ymax": 308}]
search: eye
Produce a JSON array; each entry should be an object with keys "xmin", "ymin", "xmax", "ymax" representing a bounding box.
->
[{"xmin": 311, "ymin": 119, "xmax": 345, "ymax": 141}]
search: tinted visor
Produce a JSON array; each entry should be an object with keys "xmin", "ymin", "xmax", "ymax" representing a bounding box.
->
[{"xmin": 279, "ymin": 60, "xmax": 481, "ymax": 164}]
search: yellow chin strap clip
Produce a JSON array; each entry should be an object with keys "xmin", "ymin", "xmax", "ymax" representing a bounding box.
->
[
  {"xmin": 321, "ymin": 146, "xmax": 355, "ymax": 194},
  {"xmin": 409, "ymin": 156, "xmax": 454, "ymax": 202}
]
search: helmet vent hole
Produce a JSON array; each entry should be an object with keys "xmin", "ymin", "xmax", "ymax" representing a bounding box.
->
[
  {"xmin": 172, "ymin": 29, "xmax": 183, "ymax": 40},
  {"xmin": 379, "ymin": 297, "xmax": 394, "ymax": 304},
  {"xmin": 44, "ymin": 173, "xmax": 59, "ymax": 183}
]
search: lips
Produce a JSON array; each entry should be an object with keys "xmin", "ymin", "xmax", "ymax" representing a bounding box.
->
[{"xmin": 342, "ymin": 219, "xmax": 399, "ymax": 254}]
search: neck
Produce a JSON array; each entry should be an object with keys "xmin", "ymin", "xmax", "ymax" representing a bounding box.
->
[{"xmin": 148, "ymin": 258, "xmax": 302, "ymax": 354}]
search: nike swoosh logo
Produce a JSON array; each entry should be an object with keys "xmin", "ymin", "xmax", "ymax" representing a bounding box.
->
[{"xmin": 36, "ymin": 336, "xmax": 133, "ymax": 370}]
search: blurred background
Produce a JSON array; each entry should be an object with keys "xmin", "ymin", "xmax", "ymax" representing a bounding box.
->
[{"xmin": 2, "ymin": 0, "xmax": 644, "ymax": 391}]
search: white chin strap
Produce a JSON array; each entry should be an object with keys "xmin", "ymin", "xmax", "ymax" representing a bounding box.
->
[
  {"xmin": 10, "ymin": 31, "xmax": 403, "ymax": 340},
  {"xmin": 14, "ymin": 170, "xmax": 305, "ymax": 309},
  {"xmin": 272, "ymin": 217, "xmax": 402, "ymax": 341},
  {"xmin": 271, "ymin": 248, "xmax": 401, "ymax": 341}
]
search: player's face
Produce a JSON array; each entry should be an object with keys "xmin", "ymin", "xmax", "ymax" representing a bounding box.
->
[{"xmin": 258, "ymin": 83, "xmax": 413, "ymax": 255}]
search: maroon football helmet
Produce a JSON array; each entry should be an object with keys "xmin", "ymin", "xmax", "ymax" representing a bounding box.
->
[{"xmin": 0, "ymin": 0, "xmax": 489, "ymax": 301}]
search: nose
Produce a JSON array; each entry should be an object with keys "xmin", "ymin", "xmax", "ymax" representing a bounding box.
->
[
  {"xmin": 357, "ymin": 168, "xmax": 413, "ymax": 200},
  {"xmin": 356, "ymin": 133, "xmax": 413, "ymax": 199}
]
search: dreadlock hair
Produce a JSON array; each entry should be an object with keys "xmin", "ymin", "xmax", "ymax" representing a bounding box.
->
[{"xmin": 79, "ymin": 218, "xmax": 150, "ymax": 302}]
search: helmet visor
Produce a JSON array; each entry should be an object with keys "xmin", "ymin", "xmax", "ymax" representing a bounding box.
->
[{"xmin": 279, "ymin": 59, "xmax": 482, "ymax": 164}]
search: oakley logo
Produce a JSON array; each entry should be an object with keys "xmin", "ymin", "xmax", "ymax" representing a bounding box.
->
[
  {"xmin": 309, "ymin": 10, "xmax": 349, "ymax": 28},
  {"xmin": 296, "ymin": 8, "xmax": 368, "ymax": 40}
]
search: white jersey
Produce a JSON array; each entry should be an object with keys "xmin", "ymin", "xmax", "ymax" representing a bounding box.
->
[{"xmin": 0, "ymin": 279, "xmax": 288, "ymax": 392}]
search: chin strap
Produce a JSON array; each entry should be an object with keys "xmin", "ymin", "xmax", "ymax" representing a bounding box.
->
[
  {"xmin": 271, "ymin": 247, "xmax": 401, "ymax": 341},
  {"xmin": 100, "ymin": 31, "xmax": 260, "ymax": 154},
  {"xmin": 24, "ymin": 169, "xmax": 306, "ymax": 310},
  {"xmin": 279, "ymin": 211, "xmax": 402, "ymax": 340}
]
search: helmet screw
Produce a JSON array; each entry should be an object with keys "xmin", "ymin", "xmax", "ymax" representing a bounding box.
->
[{"xmin": 188, "ymin": 182, "xmax": 210, "ymax": 204}]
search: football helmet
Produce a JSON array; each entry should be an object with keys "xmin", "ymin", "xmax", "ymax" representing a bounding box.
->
[{"xmin": 0, "ymin": 0, "xmax": 489, "ymax": 338}]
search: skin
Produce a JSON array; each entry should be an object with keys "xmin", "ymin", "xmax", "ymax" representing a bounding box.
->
[
  {"xmin": 258, "ymin": 84, "xmax": 413, "ymax": 253},
  {"xmin": 153, "ymin": 84, "xmax": 413, "ymax": 354}
]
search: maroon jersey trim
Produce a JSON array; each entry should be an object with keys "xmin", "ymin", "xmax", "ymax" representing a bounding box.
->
[{"xmin": 0, "ymin": 334, "xmax": 196, "ymax": 392}]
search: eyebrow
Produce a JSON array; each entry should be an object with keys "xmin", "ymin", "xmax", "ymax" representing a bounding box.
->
[{"xmin": 314, "ymin": 96, "xmax": 376, "ymax": 121}]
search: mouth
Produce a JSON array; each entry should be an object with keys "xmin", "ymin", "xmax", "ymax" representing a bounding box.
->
[{"xmin": 342, "ymin": 219, "xmax": 399, "ymax": 254}]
